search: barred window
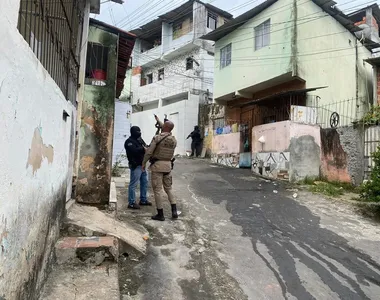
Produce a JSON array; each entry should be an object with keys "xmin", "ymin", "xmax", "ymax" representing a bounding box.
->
[{"xmin": 17, "ymin": 0, "xmax": 86, "ymax": 103}]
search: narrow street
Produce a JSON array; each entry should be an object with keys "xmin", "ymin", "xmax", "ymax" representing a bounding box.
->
[{"xmin": 118, "ymin": 158, "xmax": 380, "ymax": 300}]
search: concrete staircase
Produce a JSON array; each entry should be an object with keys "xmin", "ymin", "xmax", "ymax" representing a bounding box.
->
[
  {"xmin": 40, "ymin": 235, "xmax": 120, "ymax": 300},
  {"xmin": 39, "ymin": 182, "xmax": 148, "ymax": 300}
]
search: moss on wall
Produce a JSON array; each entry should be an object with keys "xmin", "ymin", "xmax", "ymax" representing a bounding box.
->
[{"xmin": 76, "ymin": 25, "xmax": 118, "ymax": 204}]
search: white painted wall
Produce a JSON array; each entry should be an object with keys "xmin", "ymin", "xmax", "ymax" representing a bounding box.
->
[
  {"xmin": 131, "ymin": 94, "xmax": 199, "ymax": 155},
  {"xmin": 132, "ymin": 48, "xmax": 204, "ymax": 104},
  {"xmin": 112, "ymin": 101, "xmax": 131, "ymax": 167},
  {"xmin": 0, "ymin": 1, "xmax": 85, "ymax": 298}
]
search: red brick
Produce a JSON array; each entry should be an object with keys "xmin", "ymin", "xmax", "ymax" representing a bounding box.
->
[{"xmin": 56, "ymin": 236, "xmax": 116, "ymax": 249}]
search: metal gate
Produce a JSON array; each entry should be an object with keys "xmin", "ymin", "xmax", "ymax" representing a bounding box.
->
[{"xmin": 364, "ymin": 125, "xmax": 380, "ymax": 179}]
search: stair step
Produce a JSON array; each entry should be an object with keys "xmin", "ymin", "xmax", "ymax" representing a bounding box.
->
[
  {"xmin": 55, "ymin": 236, "xmax": 118, "ymax": 265},
  {"xmin": 39, "ymin": 236, "xmax": 120, "ymax": 300},
  {"xmin": 57, "ymin": 236, "xmax": 117, "ymax": 249}
]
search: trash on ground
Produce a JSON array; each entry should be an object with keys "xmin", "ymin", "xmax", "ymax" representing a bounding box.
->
[{"xmin": 273, "ymin": 190, "xmax": 278, "ymax": 194}]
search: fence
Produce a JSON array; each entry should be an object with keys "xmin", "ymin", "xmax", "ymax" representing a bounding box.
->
[
  {"xmin": 364, "ymin": 125, "xmax": 380, "ymax": 179},
  {"xmin": 17, "ymin": 0, "xmax": 86, "ymax": 103},
  {"xmin": 316, "ymin": 97, "xmax": 370, "ymax": 128}
]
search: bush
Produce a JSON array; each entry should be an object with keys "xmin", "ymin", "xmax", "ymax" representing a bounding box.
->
[
  {"xmin": 358, "ymin": 105, "xmax": 380, "ymax": 126},
  {"xmin": 112, "ymin": 154, "xmax": 127, "ymax": 177},
  {"xmin": 360, "ymin": 146, "xmax": 380, "ymax": 202}
]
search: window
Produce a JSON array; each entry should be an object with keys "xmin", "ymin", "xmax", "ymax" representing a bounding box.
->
[
  {"xmin": 186, "ymin": 58, "xmax": 193, "ymax": 70},
  {"xmin": 158, "ymin": 69, "xmax": 164, "ymax": 81},
  {"xmin": 17, "ymin": 0, "xmax": 86, "ymax": 103},
  {"xmin": 85, "ymin": 43, "xmax": 109, "ymax": 85},
  {"xmin": 173, "ymin": 15, "xmax": 193, "ymax": 40},
  {"xmin": 254, "ymin": 19, "xmax": 271, "ymax": 50},
  {"xmin": 207, "ymin": 12, "xmax": 217, "ymax": 30},
  {"xmin": 220, "ymin": 44, "xmax": 232, "ymax": 69},
  {"xmin": 173, "ymin": 23, "xmax": 182, "ymax": 39},
  {"xmin": 147, "ymin": 74, "xmax": 153, "ymax": 84}
]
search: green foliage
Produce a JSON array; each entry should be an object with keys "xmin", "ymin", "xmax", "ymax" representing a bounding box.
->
[
  {"xmin": 360, "ymin": 146, "xmax": 380, "ymax": 202},
  {"xmin": 309, "ymin": 182, "xmax": 344, "ymax": 197},
  {"xmin": 358, "ymin": 106, "xmax": 380, "ymax": 126},
  {"xmin": 112, "ymin": 154, "xmax": 127, "ymax": 177}
]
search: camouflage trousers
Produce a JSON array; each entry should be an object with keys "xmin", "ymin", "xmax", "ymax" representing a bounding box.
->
[{"xmin": 151, "ymin": 171, "xmax": 176, "ymax": 210}]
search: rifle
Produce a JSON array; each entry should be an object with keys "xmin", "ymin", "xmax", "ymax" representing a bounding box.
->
[
  {"xmin": 151, "ymin": 114, "xmax": 176, "ymax": 170},
  {"xmin": 154, "ymin": 114, "xmax": 168, "ymax": 135},
  {"xmin": 138, "ymin": 137, "xmax": 148, "ymax": 147}
]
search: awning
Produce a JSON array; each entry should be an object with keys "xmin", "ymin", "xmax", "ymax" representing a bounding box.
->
[
  {"xmin": 236, "ymin": 86, "xmax": 328, "ymax": 108},
  {"xmin": 364, "ymin": 56, "xmax": 380, "ymax": 66}
]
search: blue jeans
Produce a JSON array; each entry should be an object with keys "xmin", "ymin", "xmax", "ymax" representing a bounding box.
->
[{"xmin": 128, "ymin": 166, "xmax": 148, "ymax": 205}]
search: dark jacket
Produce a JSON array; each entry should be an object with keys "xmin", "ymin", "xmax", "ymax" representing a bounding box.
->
[
  {"xmin": 188, "ymin": 129, "xmax": 202, "ymax": 143},
  {"xmin": 124, "ymin": 137, "xmax": 145, "ymax": 169}
]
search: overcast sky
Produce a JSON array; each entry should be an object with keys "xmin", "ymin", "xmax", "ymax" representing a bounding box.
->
[{"xmin": 96, "ymin": 0, "xmax": 377, "ymax": 31}]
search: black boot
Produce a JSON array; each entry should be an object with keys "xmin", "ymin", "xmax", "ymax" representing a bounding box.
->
[
  {"xmin": 171, "ymin": 204, "xmax": 178, "ymax": 219},
  {"xmin": 151, "ymin": 209, "xmax": 165, "ymax": 221}
]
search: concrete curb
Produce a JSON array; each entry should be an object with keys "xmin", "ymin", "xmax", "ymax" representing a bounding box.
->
[{"xmin": 109, "ymin": 182, "xmax": 117, "ymax": 211}]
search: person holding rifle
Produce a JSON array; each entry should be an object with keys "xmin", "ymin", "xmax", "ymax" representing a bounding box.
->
[{"xmin": 143, "ymin": 116, "xmax": 178, "ymax": 221}]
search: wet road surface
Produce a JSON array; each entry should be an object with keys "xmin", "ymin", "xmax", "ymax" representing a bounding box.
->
[{"xmin": 118, "ymin": 158, "xmax": 380, "ymax": 300}]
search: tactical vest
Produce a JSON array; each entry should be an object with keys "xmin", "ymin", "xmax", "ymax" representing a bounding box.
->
[{"xmin": 154, "ymin": 134, "xmax": 176, "ymax": 161}]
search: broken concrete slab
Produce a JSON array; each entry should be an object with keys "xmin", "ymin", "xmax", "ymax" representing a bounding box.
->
[
  {"xmin": 39, "ymin": 264, "xmax": 119, "ymax": 300},
  {"xmin": 67, "ymin": 204, "xmax": 148, "ymax": 255}
]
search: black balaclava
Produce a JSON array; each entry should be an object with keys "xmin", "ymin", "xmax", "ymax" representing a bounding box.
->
[
  {"xmin": 130, "ymin": 126, "xmax": 141, "ymax": 139},
  {"xmin": 194, "ymin": 126, "xmax": 199, "ymax": 131}
]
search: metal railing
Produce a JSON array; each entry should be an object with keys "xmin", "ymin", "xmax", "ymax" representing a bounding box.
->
[
  {"xmin": 17, "ymin": 0, "xmax": 86, "ymax": 103},
  {"xmin": 316, "ymin": 97, "xmax": 370, "ymax": 128}
]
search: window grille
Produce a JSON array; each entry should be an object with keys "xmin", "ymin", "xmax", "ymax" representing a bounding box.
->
[{"xmin": 18, "ymin": 0, "xmax": 86, "ymax": 103}]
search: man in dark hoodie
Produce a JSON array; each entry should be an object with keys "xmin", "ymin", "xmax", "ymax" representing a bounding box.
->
[
  {"xmin": 186, "ymin": 125, "xmax": 202, "ymax": 157},
  {"xmin": 124, "ymin": 126, "xmax": 151, "ymax": 209}
]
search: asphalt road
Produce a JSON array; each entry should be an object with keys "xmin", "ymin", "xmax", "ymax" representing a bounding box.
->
[{"xmin": 119, "ymin": 158, "xmax": 380, "ymax": 300}]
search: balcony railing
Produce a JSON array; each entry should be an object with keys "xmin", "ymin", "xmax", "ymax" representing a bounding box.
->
[{"xmin": 134, "ymin": 76, "xmax": 197, "ymax": 104}]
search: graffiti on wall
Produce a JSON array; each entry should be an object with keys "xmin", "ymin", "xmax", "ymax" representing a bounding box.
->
[
  {"xmin": 211, "ymin": 154, "xmax": 239, "ymax": 168},
  {"xmin": 252, "ymin": 152, "xmax": 290, "ymax": 179}
]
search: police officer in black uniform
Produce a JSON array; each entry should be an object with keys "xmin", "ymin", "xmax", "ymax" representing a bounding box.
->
[{"xmin": 124, "ymin": 126, "xmax": 152, "ymax": 209}]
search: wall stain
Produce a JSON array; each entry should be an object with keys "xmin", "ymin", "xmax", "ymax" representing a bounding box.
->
[
  {"xmin": 321, "ymin": 129, "xmax": 347, "ymax": 168},
  {"xmin": 26, "ymin": 128, "xmax": 54, "ymax": 174},
  {"xmin": 0, "ymin": 217, "xmax": 8, "ymax": 255},
  {"xmin": 80, "ymin": 156, "xmax": 95, "ymax": 173}
]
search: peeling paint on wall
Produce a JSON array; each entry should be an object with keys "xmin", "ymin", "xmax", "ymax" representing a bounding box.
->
[{"xmin": 26, "ymin": 128, "xmax": 54, "ymax": 174}]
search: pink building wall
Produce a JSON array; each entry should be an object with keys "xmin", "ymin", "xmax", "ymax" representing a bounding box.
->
[
  {"xmin": 212, "ymin": 132, "xmax": 241, "ymax": 154},
  {"xmin": 252, "ymin": 121, "xmax": 290, "ymax": 153},
  {"xmin": 251, "ymin": 121, "xmax": 321, "ymax": 181}
]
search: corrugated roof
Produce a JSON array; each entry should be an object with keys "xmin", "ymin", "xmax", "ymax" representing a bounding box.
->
[
  {"xmin": 201, "ymin": 0, "xmax": 366, "ymax": 42},
  {"xmin": 130, "ymin": 0, "xmax": 233, "ymax": 39},
  {"xmin": 200, "ymin": 0, "xmax": 278, "ymax": 41},
  {"xmin": 238, "ymin": 86, "xmax": 328, "ymax": 108}
]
